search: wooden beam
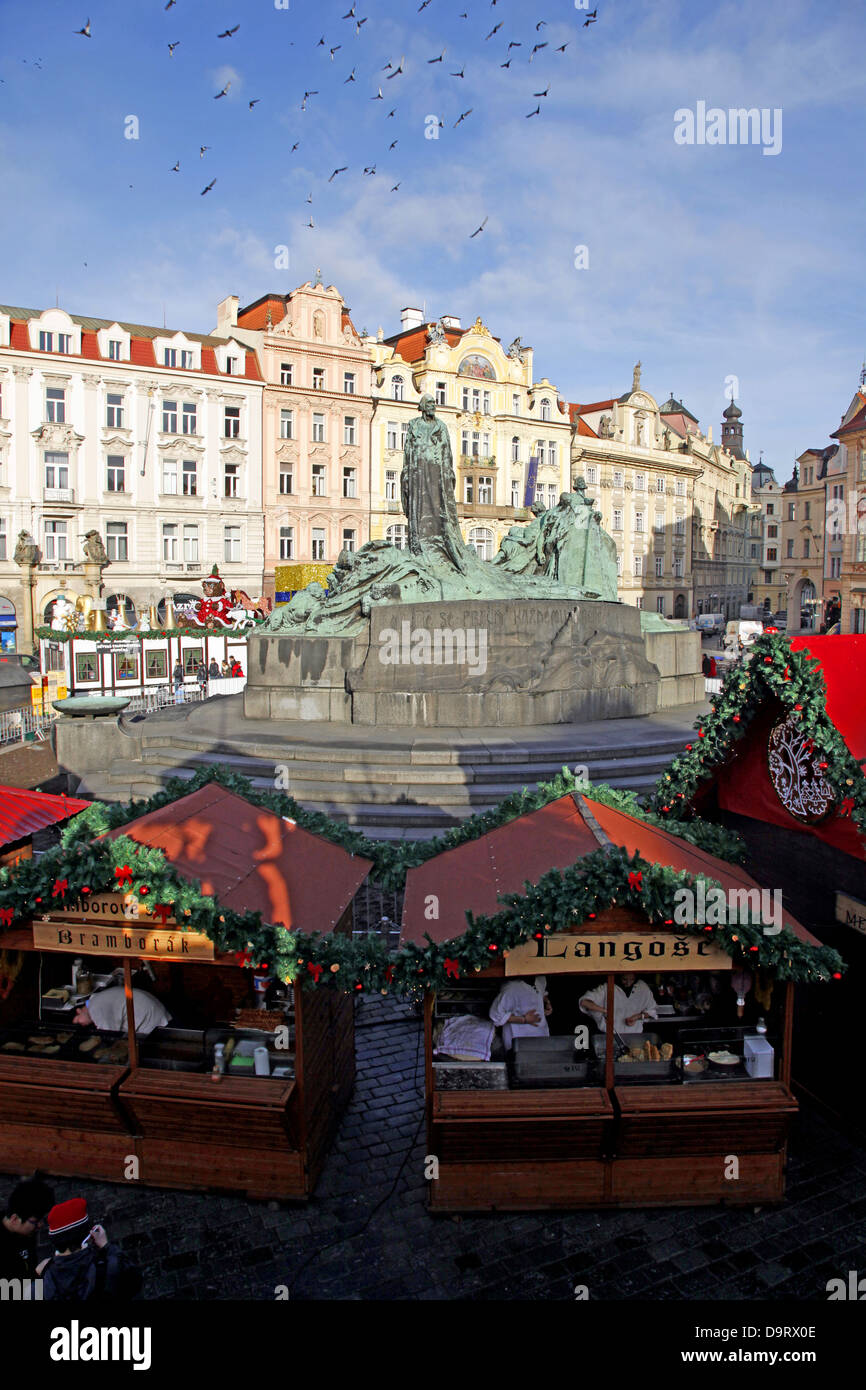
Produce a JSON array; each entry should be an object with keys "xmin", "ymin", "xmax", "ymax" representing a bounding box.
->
[{"xmin": 123, "ymin": 958, "xmax": 138, "ymax": 1068}]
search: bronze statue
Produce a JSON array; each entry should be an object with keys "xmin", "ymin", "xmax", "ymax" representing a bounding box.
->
[
  {"xmin": 401, "ymin": 394, "xmax": 467, "ymax": 573},
  {"xmin": 81, "ymin": 529, "xmax": 109, "ymax": 567}
]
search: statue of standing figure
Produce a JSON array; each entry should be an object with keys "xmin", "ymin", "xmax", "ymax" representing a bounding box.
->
[{"xmin": 401, "ymin": 394, "xmax": 468, "ymax": 573}]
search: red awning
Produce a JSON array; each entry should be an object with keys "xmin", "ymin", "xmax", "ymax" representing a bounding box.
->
[
  {"xmin": 401, "ymin": 793, "xmax": 818, "ymax": 947},
  {"xmin": 107, "ymin": 783, "xmax": 372, "ymax": 934},
  {"xmin": 789, "ymin": 635, "xmax": 866, "ymax": 761},
  {"xmin": 0, "ymin": 785, "xmax": 90, "ymax": 850}
]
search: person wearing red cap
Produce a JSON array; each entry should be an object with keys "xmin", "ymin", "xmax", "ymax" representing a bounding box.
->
[
  {"xmin": 1, "ymin": 1177, "xmax": 55, "ymax": 1279},
  {"xmin": 37, "ymin": 1198, "xmax": 140, "ymax": 1301}
]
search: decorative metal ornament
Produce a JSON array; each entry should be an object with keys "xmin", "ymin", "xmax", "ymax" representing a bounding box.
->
[{"xmin": 767, "ymin": 714, "xmax": 835, "ymax": 823}]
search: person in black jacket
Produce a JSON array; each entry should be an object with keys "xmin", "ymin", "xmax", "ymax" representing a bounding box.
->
[
  {"xmin": 0, "ymin": 1177, "xmax": 55, "ymax": 1279},
  {"xmin": 37, "ymin": 1198, "xmax": 141, "ymax": 1301}
]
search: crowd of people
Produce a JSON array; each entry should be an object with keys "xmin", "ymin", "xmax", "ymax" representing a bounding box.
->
[{"xmin": 172, "ymin": 656, "xmax": 245, "ymax": 703}]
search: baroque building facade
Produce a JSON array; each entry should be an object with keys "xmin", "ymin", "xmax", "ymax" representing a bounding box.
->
[{"xmin": 0, "ymin": 303, "xmax": 264, "ymax": 650}]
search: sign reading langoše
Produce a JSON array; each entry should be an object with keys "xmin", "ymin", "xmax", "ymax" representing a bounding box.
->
[{"xmin": 505, "ymin": 930, "xmax": 731, "ymax": 976}]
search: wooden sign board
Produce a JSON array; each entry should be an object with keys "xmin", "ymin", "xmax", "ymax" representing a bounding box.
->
[
  {"xmin": 33, "ymin": 922, "xmax": 214, "ymax": 961},
  {"xmin": 836, "ymin": 892, "xmax": 866, "ymax": 937},
  {"xmin": 49, "ymin": 893, "xmax": 174, "ymax": 925},
  {"xmin": 505, "ymin": 930, "xmax": 732, "ymax": 976}
]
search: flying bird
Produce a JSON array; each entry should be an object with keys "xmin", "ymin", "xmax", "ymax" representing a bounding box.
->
[
  {"xmin": 454, "ymin": 108, "xmax": 473, "ymax": 127},
  {"xmin": 344, "ymin": 68, "xmax": 356, "ymax": 82},
  {"xmin": 386, "ymin": 55, "xmax": 404, "ymax": 78},
  {"xmin": 429, "ymin": 49, "xmax": 446, "ymax": 64},
  {"xmin": 291, "ymin": 142, "xmax": 300, "ymax": 151},
  {"xmin": 507, "ymin": 41, "xmax": 522, "ymax": 51},
  {"xmin": 214, "ymin": 82, "xmax": 231, "ymax": 99},
  {"xmin": 526, "ymin": 105, "xmax": 540, "ymax": 118},
  {"xmin": 534, "ymin": 85, "xmax": 550, "ymax": 97},
  {"xmin": 343, "ymin": 3, "xmax": 355, "ymax": 15},
  {"xmin": 201, "ymin": 179, "xmax": 216, "ymax": 195},
  {"xmin": 301, "ymin": 90, "xmax": 318, "ymax": 110},
  {"xmin": 330, "ymin": 45, "xmax": 341, "ymax": 59},
  {"xmin": 329, "ymin": 167, "xmax": 348, "ymax": 181},
  {"xmin": 556, "ymin": 43, "xmax": 569, "ymax": 53},
  {"xmin": 363, "ymin": 165, "xmax": 376, "ymax": 175},
  {"xmin": 248, "ymin": 99, "xmax": 260, "ymax": 109},
  {"xmin": 583, "ymin": 14, "xmax": 597, "ymax": 26},
  {"xmin": 76, "ymin": 18, "xmax": 91, "ymax": 37},
  {"xmin": 218, "ymin": 25, "xmax": 239, "ymax": 38},
  {"xmin": 316, "ymin": 36, "xmax": 325, "ymax": 47},
  {"xmin": 586, "ymin": 7, "xmax": 598, "ymax": 17},
  {"xmin": 536, "ymin": 20, "xmax": 547, "ymax": 30},
  {"xmin": 199, "ymin": 145, "xmax": 210, "ymax": 157},
  {"xmin": 391, "ymin": 182, "xmax": 401, "ymax": 192},
  {"xmin": 529, "ymin": 42, "xmax": 548, "ymax": 60},
  {"xmin": 307, "ymin": 216, "xmax": 315, "ymax": 228},
  {"xmin": 165, "ymin": 0, "xmax": 176, "ymax": 9},
  {"xmin": 485, "ymin": 23, "xmax": 502, "ymax": 39},
  {"xmin": 418, "ymin": 0, "xmax": 432, "ymax": 9},
  {"xmin": 168, "ymin": 42, "xmax": 179, "ymax": 57},
  {"xmin": 170, "ymin": 161, "xmax": 180, "ymax": 172},
  {"xmin": 500, "ymin": 59, "xmax": 511, "ymax": 68},
  {"xmin": 355, "ymin": 17, "xmax": 367, "ymax": 33},
  {"xmin": 470, "ymin": 216, "xmax": 488, "ymax": 238},
  {"xmin": 387, "ymin": 108, "xmax": 397, "ymax": 118},
  {"xmin": 451, "ymin": 65, "xmax": 465, "ymax": 77},
  {"xmin": 306, "ymin": 192, "xmax": 313, "ymax": 203},
  {"xmin": 389, "ymin": 139, "xmax": 398, "ymax": 149},
  {"xmin": 371, "ymin": 87, "xmax": 383, "ymax": 99}
]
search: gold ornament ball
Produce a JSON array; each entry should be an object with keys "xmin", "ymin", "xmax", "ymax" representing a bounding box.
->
[{"xmin": 330, "ymin": 962, "xmax": 340, "ymax": 973}]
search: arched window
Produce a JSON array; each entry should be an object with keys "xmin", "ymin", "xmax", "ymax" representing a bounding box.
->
[
  {"xmin": 511, "ymin": 436, "xmax": 520, "ymax": 463},
  {"xmin": 387, "ymin": 524, "xmax": 408, "ymax": 550},
  {"xmin": 467, "ymin": 526, "xmax": 494, "ymax": 561},
  {"xmin": 391, "ymin": 376, "xmax": 404, "ymax": 401},
  {"xmin": 105, "ymin": 593, "xmax": 136, "ymax": 627},
  {"xmin": 540, "ymin": 398, "xmax": 551, "ymax": 422}
]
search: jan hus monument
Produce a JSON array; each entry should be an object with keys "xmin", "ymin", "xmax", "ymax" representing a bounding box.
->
[{"xmin": 246, "ymin": 395, "xmax": 701, "ymax": 726}]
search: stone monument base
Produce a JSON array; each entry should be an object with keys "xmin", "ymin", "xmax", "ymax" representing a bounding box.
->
[{"xmin": 244, "ymin": 599, "xmax": 701, "ymax": 728}]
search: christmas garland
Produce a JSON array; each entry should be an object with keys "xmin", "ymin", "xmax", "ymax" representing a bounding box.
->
[
  {"xmin": 648, "ymin": 634, "xmax": 866, "ymax": 845},
  {"xmin": 0, "ymin": 836, "xmax": 844, "ymax": 996}
]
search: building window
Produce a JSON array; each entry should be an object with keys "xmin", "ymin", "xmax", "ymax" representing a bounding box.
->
[
  {"xmin": 766, "ymin": 502, "xmax": 775, "ymax": 516},
  {"xmin": 44, "ymin": 452, "xmax": 70, "ymax": 489},
  {"xmin": 224, "ymin": 525, "xmax": 241, "ymax": 562},
  {"xmin": 342, "ymin": 528, "xmax": 356, "ymax": 553},
  {"xmin": 676, "ymin": 479, "xmax": 685, "ymax": 497},
  {"xmin": 463, "ymin": 476, "xmax": 474, "ymax": 504},
  {"xmin": 635, "ymin": 511, "xmax": 645, "ymax": 533},
  {"xmin": 162, "ymin": 523, "xmax": 178, "ymax": 561},
  {"xmin": 75, "ymin": 652, "xmax": 99, "ymax": 683},
  {"xmin": 635, "ymin": 596, "xmax": 644, "ymax": 611},
  {"xmin": 343, "ymin": 371, "xmax": 356, "ymax": 395},
  {"xmin": 633, "ymin": 554, "xmax": 643, "ymax": 577},
  {"xmin": 312, "ymin": 463, "xmax": 326, "ymax": 496},
  {"xmin": 39, "ymin": 331, "xmax": 54, "ymax": 352},
  {"xmin": 586, "ymin": 466, "xmax": 597, "ymax": 485},
  {"xmin": 225, "ymin": 356, "xmax": 238, "ymax": 376},
  {"xmin": 462, "ymin": 387, "xmax": 470, "ymax": 411},
  {"xmin": 182, "ymin": 645, "xmax": 203, "ymax": 675},
  {"xmin": 312, "ymin": 413, "xmax": 325, "ymax": 443},
  {"xmin": 767, "ymin": 524, "xmax": 778, "ymax": 539},
  {"xmin": 343, "ymin": 466, "xmax": 356, "ymax": 498},
  {"xmin": 280, "ymin": 363, "xmax": 293, "ymax": 386},
  {"xmin": 655, "ymin": 555, "xmax": 664, "ymax": 578},
  {"xmin": 182, "ymin": 460, "xmax": 197, "ymax": 496},
  {"xmin": 674, "ymin": 515, "xmax": 685, "ymax": 535},
  {"xmin": 635, "ymin": 473, "xmax": 645, "ymax": 491},
  {"xmin": 163, "ymin": 348, "xmax": 177, "ymax": 367},
  {"xmin": 181, "ymin": 350, "xmax": 193, "ymax": 369},
  {"xmin": 43, "ymin": 520, "xmax": 68, "ymax": 561},
  {"xmin": 468, "ymin": 527, "xmax": 494, "ymax": 560},
  {"xmin": 612, "ymin": 508, "xmax": 623, "ymax": 531},
  {"xmin": 540, "ymin": 398, "xmax": 551, "ymax": 421},
  {"xmin": 483, "ymin": 391, "xmax": 491, "ymax": 415},
  {"xmin": 279, "ymin": 527, "xmax": 294, "ymax": 560},
  {"xmin": 311, "ymin": 528, "xmax": 326, "ymax": 561},
  {"xmin": 183, "ymin": 525, "xmax": 199, "ymax": 563},
  {"xmin": 106, "ymin": 521, "xmax": 128, "ymax": 562},
  {"xmin": 804, "ymin": 502, "xmax": 811, "ymax": 520},
  {"xmin": 385, "ymin": 470, "xmax": 397, "ymax": 502},
  {"xmin": 656, "ymin": 596, "xmax": 666, "ymax": 614},
  {"xmin": 534, "ymin": 483, "xmax": 545, "ymax": 506},
  {"xmin": 511, "ymin": 478, "xmax": 521, "ymax": 508},
  {"xmin": 182, "ymin": 402, "xmax": 197, "ymax": 435},
  {"xmin": 547, "ymin": 442, "xmax": 557, "ymax": 468},
  {"xmin": 392, "ymin": 376, "xmax": 404, "ymax": 401},
  {"xmin": 386, "ymin": 422, "xmax": 399, "ymax": 451},
  {"xmin": 787, "ymin": 502, "xmax": 796, "ymax": 520},
  {"xmin": 224, "ymin": 406, "xmax": 240, "ymax": 438},
  {"xmin": 313, "ymin": 367, "xmax": 325, "ymax": 390},
  {"xmin": 343, "ymin": 416, "xmax": 357, "ymax": 446},
  {"xmin": 280, "ymin": 408, "xmax": 294, "ymax": 439},
  {"xmin": 162, "ymin": 400, "xmax": 177, "ymax": 433},
  {"xmin": 224, "ymin": 463, "xmax": 239, "ymax": 498},
  {"xmin": 435, "ymin": 381, "xmax": 446, "ymax": 406},
  {"xmin": 387, "ymin": 524, "xmax": 408, "ymax": 550},
  {"xmin": 803, "ymin": 539, "xmax": 810, "ymax": 559},
  {"xmin": 472, "ymin": 389, "xmax": 480, "ymax": 413},
  {"xmin": 547, "ymin": 483, "xmax": 557, "ymax": 508},
  {"xmin": 613, "ymin": 470, "xmax": 623, "ymax": 488},
  {"xmin": 616, "ymin": 554, "xmax": 623, "ymax": 578},
  {"xmin": 512, "ymin": 393, "xmax": 520, "ymax": 415},
  {"xmin": 786, "ymin": 539, "xmax": 794, "ymax": 558},
  {"xmin": 46, "ymin": 387, "xmax": 65, "ymax": 423},
  {"xmin": 115, "ymin": 652, "xmax": 139, "ymax": 682},
  {"xmin": 653, "ymin": 512, "xmax": 665, "ymax": 534},
  {"xmin": 106, "ymin": 393, "xmax": 124, "ymax": 428},
  {"xmin": 145, "ymin": 650, "xmax": 168, "ymax": 680},
  {"xmin": 511, "ymin": 437, "xmax": 520, "ymax": 463},
  {"xmin": 0, "ymin": 520, "xmax": 5, "ymax": 561},
  {"xmin": 478, "ymin": 476, "xmax": 493, "ymax": 505},
  {"xmin": 673, "ymin": 556, "xmax": 683, "ymax": 578},
  {"xmin": 279, "ymin": 466, "xmax": 293, "ymax": 495},
  {"xmin": 829, "ymin": 556, "xmax": 841, "ymax": 579},
  {"xmin": 108, "ymin": 339, "xmax": 123, "ymax": 361},
  {"xmin": 162, "ymin": 459, "xmax": 177, "ymax": 494},
  {"xmin": 656, "ymin": 476, "xmax": 665, "ymax": 494}
]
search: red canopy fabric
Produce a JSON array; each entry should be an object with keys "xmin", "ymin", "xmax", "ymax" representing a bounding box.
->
[
  {"xmin": 789, "ymin": 635, "xmax": 866, "ymax": 760},
  {"xmin": 107, "ymin": 783, "xmax": 372, "ymax": 933},
  {"xmin": 0, "ymin": 785, "xmax": 90, "ymax": 850}
]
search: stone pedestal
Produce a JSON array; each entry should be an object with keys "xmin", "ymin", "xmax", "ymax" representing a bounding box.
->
[{"xmin": 245, "ymin": 599, "xmax": 672, "ymax": 727}]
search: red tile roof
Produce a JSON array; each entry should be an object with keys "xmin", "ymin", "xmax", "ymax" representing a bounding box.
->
[
  {"xmin": 386, "ymin": 326, "xmax": 465, "ymax": 364},
  {"xmin": 574, "ymin": 398, "xmax": 616, "ymax": 414},
  {"xmin": 107, "ymin": 783, "xmax": 372, "ymax": 934},
  {"xmin": 0, "ymin": 786, "xmax": 90, "ymax": 851},
  {"xmin": 401, "ymin": 793, "xmax": 817, "ymax": 947},
  {"xmin": 831, "ymin": 399, "xmax": 866, "ymax": 438},
  {"xmin": 238, "ymin": 295, "xmax": 287, "ymax": 330}
]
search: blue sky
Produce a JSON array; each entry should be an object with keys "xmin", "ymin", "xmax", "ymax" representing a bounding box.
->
[{"xmin": 1, "ymin": 0, "xmax": 864, "ymax": 475}]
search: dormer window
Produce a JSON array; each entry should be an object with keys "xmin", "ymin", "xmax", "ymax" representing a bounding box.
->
[
  {"xmin": 225, "ymin": 356, "xmax": 239, "ymax": 376},
  {"xmin": 392, "ymin": 376, "xmax": 404, "ymax": 401},
  {"xmin": 164, "ymin": 348, "xmax": 177, "ymax": 368},
  {"xmin": 39, "ymin": 332, "xmax": 54, "ymax": 352},
  {"xmin": 108, "ymin": 339, "xmax": 123, "ymax": 360}
]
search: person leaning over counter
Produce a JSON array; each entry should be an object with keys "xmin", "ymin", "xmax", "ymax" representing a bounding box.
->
[
  {"xmin": 489, "ymin": 975, "xmax": 552, "ymax": 1049},
  {"xmin": 579, "ymin": 972, "xmax": 658, "ymax": 1034},
  {"xmin": 73, "ymin": 986, "xmax": 171, "ymax": 1037}
]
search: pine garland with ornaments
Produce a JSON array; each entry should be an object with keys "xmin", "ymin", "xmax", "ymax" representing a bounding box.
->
[{"xmin": 649, "ymin": 633, "xmax": 866, "ymax": 842}]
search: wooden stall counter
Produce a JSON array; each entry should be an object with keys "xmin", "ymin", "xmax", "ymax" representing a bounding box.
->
[{"xmin": 0, "ymin": 1053, "xmax": 133, "ymax": 1182}]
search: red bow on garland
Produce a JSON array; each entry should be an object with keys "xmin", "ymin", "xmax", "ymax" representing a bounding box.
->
[
  {"xmin": 443, "ymin": 958, "xmax": 460, "ymax": 979},
  {"xmin": 0, "ymin": 908, "xmax": 13, "ymax": 927},
  {"xmin": 51, "ymin": 878, "xmax": 68, "ymax": 898},
  {"xmin": 627, "ymin": 870, "xmax": 643, "ymax": 891},
  {"xmin": 114, "ymin": 865, "xmax": 133, "ymax": 888},
  {"xmin": 839, "ymin": 797, "xmax": 856, "ymax": 818},
  {"xmin": 307, "ymin": 961, "xmax": 323, "ymax": 984},
  {"xmin": 151, "ymin": 903, "xmax": 173, "ymax": 926},
  {"xmin": 234, "ymin": 949, "xmax": 252, "ymax": 967}
]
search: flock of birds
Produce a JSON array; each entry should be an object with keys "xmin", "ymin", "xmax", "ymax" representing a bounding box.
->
[{"xmin": 66, "ymin": 3, "xmax": 602, "ymax": 233}]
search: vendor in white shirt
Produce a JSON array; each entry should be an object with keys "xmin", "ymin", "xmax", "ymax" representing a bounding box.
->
[
  {"xmin": 73, "ymin": 986, "xmax": 171, "ymax": 1037},
  {"xmin": 578, "ymin": 973, "xmax": 658, "ymax": 1034},
  {"xmin": 489, "ymin": 976, "xmax": 552, "ymax": 1050}
]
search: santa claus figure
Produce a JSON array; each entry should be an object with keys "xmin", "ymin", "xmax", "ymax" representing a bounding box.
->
[{"xmin": 194, "ymin": 565, "xmax": 236, "ymax": 629}]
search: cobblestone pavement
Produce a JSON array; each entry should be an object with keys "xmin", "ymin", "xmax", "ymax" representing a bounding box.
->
[{"xmin": 5, "ymin": 995, "xmax": 865, "ymax": 1302}]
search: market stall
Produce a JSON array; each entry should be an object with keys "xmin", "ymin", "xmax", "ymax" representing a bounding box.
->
[
  {"xmin": 401, "ymin": 792, "xmax": 840, "ymax": 1211},
  {"xmin": 0, "ymin": 782, "xmax": 372, "ymax": 1200}
]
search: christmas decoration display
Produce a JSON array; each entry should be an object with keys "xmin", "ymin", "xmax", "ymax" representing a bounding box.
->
[{"xmin": 648, "ymin": 634, "xmax": 866, "ymax": 845}]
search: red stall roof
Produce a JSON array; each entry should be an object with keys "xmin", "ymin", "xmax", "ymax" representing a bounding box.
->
[
  {"xmin": 401, "ymin": 793, "xmax": 817, "ymax": 947},
  {"xmin": 0, "ymin": 785, "xmax": 90, "ymax": 850},
  {"xmin": 107, "ymin": 784, "xmax": 372, "ymax": 933}
]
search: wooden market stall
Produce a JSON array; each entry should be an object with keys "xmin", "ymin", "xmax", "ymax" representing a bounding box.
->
[
  {"xmin": 0, "ymin": 784, "xmax": 371, "ymax": 1200},
  {"xmin": 402, "ymin": 792, "xmax": 834, "ymax": 1212},
  {"xmin": 0, "ymin": 785, "xmax": 91, "ymax": 868}
]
